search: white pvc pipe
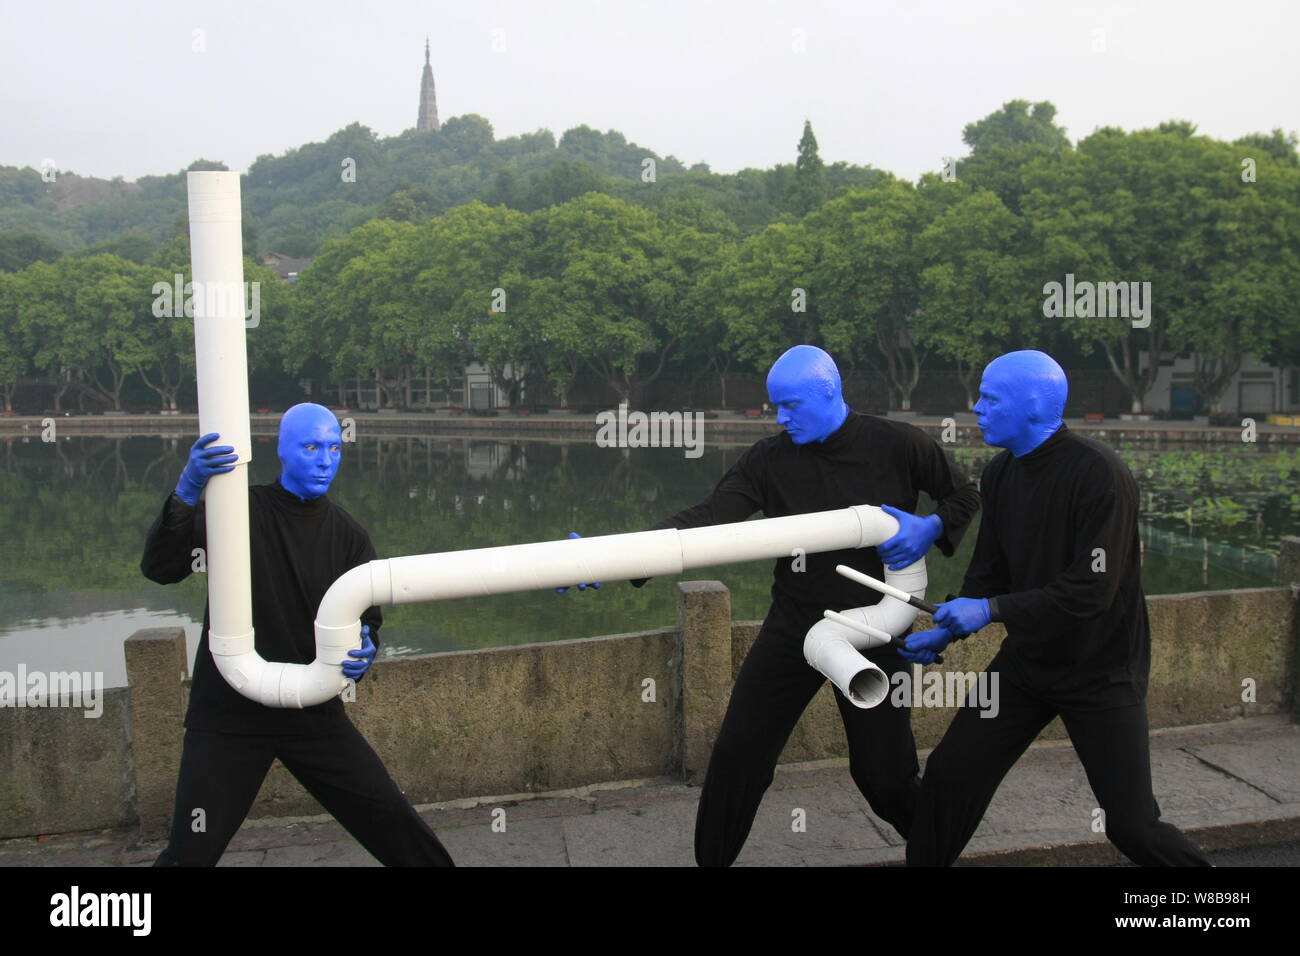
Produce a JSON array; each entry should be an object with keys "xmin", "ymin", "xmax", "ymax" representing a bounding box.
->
[
  {"xmin": 279, "ymin": 504, "xmax": 921, "ymax": 709},
  {"xmin": 184, "ymin": 172, "xmax": 931, "ymax": 712},
  {"xmin": 187, "ymin": 172, "xmax": 259, "ymax": 698},
  {"xmin": 801, "ymin": 550, "xmax": 929, "ymax": 709}
]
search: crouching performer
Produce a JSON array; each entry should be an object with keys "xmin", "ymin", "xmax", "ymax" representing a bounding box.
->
[{"xmin": 141, "ymin": 403, "xmax": 454, "ymax": 866}]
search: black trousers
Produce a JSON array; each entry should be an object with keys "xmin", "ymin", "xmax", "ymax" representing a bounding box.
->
[
  {"xmin": 154, "ymin": 718, "xmax": 455, "ymax": 867},
  {"xmin": 906, "ymin": 654, "xmax": 1209, "ymax": 867},
  {"xmin": 694, "ymin": 596, "xmax": 920, "ymax": 867}
]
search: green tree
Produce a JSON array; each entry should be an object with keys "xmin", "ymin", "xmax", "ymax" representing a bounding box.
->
[
  {"xmin": 0, "ymin": 270, "xmax": 30, "ymax": 410},
  {"xmin": 524, "ymin": 160, "xmax": 606, "ymax": 212},
  {"xmin": 1232, "ymin": 129, "xmax": 1299, "ymax": 168},
  {"xmin": 378, "ymin": 186, "xmax": 448, "ymax": 223},
  {"xmin": 914, "ymin": 185, "xmax": 1029, "ymax": 408},
  {"xmin": 411, "ymin": 202, "xmax": 533, "ymax": 406},
  {"xmin": 70, "ymin": 232, "xmax": 156, "ymax": 264},
  {"xmin": 963, "ymin": 100, "xmax": 1071, "ymax": 153},
  {"xmin": 1175, "ymin": 161, "xmax": 1300, "ymax": 410},
  {"xmin": 1025, "ymin": 127, "xmax": 1241, "ymax": 413},
  {"xmin": 70, "ymin": 255, "xmax": 155, "ymax": 411},
  {"xmin": 809, "ymin": 182, "xmax": 931, "ymax": 409},
  {"xmin": 137, "ymin": 263, "xmax": 196, "ymax": 412},
  {"xmin": 531, "ymin": 194, "xmax": 685, "ymax": 404},
  {"xmin": 958, "ymin": 100, "xmax": 1073, "ymax": 215},
  {"xmin": 712, "ymin": 221, "xmax": 820, "ymax": 375},
  {"xmin": 20, "ymin": 259, "xmax": 93, "ymax": 411},
  {"xmin": 289, "ymin": 219, "xmax": 417, "ymax": 406},
  {"xmin": 789, "ymin": 120, "xmax": 828, "ymax": 216},
  {"xmin": 0, "ymin": 232, "xmax": 63, "ymax": 271}
]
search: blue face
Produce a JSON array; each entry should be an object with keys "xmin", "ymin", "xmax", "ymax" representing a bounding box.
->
[
  {"xmin": 973, "ymin": 369, "xmax": 1021, "ymax": 451},
  {"xmin": 768, "ymin": 379, "xmax": 840, "ymax": 446},
  {"xmin": 279, "ymin": 418, "xmax": 341, "ymax": 499},
  {"xmin": 973, "ymin": 351, "xmax": 1068, "ymax": 457},
  {"xmin": 977, "ymin": 374, "xmax": 1003, "ymax": 447}
]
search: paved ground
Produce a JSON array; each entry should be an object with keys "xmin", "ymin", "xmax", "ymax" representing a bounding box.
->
[{"xmin": 3, "ymin": 715, "xmax": 1296, "ymax": 867}]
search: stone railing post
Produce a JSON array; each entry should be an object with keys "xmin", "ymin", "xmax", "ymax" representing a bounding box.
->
[
  {"xmin": 125, "ymin": 627, "xmax": 189, "ymax": 840},
  {"xmin": 1280, "ymin": 537, "xmax": 1300, "ymax": 717},
  {"xmin": 1278, "ymin": 536, "xmax": 1300, "ymax": 586},
  {"xmin": 675, "ymin": 581, "xmax": 732, "ymax": 784}
]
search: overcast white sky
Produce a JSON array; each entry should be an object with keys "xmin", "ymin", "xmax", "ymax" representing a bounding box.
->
[{"xmin": 3, "ymin": 0, "xmax": 1296, "ymax": 183}]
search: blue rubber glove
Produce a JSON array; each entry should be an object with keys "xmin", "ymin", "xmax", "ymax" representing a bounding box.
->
[
  {"xmin": 555, "ymin": 532, "xmax": 601, "ymax": 593},
  {"xmin": 933, "ymin": 597, "xmax": 992, "ymax": 637},
  {"xmin": 175, "ymin": 432, "xmax": 237, "ymax": 505},
  {"xmin": 900, "ymin": 626, "xmax": 953, "ymax": 665},
  {"xmin": 878, "ymin": 505, "xmax": 942, "ymax": 571},
  {"xmin": 342, "ymin": 625, "xmax": 377, "ymax": 680}
]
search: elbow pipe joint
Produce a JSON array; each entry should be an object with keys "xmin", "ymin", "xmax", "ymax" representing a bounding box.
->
[{"xmin": 803, "ymin": 556, "xmax": 929, "ymax": 710}]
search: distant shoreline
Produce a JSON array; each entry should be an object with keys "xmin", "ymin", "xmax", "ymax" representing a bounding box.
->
[{"xmin": 2, "ymin": 411, "xmax": 1297, "ymax": 445}]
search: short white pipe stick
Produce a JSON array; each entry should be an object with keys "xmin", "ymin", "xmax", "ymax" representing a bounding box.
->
[{"xmin": 823, "ymin": 609, "xmax": 893, "ymax": 645}]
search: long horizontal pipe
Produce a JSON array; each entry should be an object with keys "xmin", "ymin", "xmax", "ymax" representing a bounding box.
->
[{"xmin": 214, "ymin": 504, "xmax": 913, "ymax": 708}]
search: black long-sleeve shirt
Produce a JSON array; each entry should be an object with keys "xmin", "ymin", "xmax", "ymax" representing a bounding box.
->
[
  {"xmin": 647, "ymin": 411, "xmax": 981, "ymax": 612},
  {"xmin": 140, "ymin": 479, "xmax": 382, "ymax": 734},
  {"xmin": 958, "ymin": 424, "xmax": 1149, "ymax": 708}
]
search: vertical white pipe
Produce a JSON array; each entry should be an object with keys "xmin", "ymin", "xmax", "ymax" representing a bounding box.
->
[{"xmin": 186, "ymin": 172, "xmax": 256, "ymax": 684}]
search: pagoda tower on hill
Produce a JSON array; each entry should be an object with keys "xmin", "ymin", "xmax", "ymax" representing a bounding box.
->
[{"xmin": 417, "ymin": 37, "xmax": 439, "ymax": 132}]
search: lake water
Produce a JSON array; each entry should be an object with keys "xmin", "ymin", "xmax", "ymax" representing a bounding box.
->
[{"xmin": 0, "ymin": 431, "xmax": 1291, "ymax": 689}]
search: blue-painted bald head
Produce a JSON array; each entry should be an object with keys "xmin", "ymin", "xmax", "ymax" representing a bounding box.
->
[
  {"xmin": 277, "ymin": 403, "xmax": 342, "ymax": 500},
  {"xmin": 766, "ymin": 345, "xmax": 850, "ymax": 445},
  {"xmin": 973, "ymin": 351, "xmax": 1068, "ymax": 457}
]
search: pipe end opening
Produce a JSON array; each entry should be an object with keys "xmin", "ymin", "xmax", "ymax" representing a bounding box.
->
[{"xmin": 848, "ymin": 669, "xmax": 889, "ymax": 709}]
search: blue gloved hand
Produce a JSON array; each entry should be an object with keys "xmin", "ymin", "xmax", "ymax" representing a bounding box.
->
[
  {"xmin": 342, "ymin": 625, "xmax": 377, "ymax": 680},
  {"xmin": 900, "ymin": 626, "xmax": 953, "ymax": 665},
  {"xmin": 175, "ymin": 432, "xmax": 238, "ymax": 505},
  {"xmin": 878, "ymin": 505, "xmax": 943, "ymax": 571},
  {"xmin": 555, "ymin": 532, "xmax": 601, "ymax": 593},
  {"xmin": 933, "ymin": 597, "xmax": 992, "ymax": 637}
]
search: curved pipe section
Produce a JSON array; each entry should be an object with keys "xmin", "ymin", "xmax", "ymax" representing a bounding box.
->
[{"xmin": 801, "ymin": 552, "xmax": 929, "ymax": 709}]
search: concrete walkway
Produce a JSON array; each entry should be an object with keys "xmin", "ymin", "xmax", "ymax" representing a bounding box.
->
[{"xmin": 4, "ymin": 715, "xmax": 1297, "ymax": 867}]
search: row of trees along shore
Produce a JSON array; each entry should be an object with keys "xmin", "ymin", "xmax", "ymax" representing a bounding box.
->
[{"xmin": 1, "ymin": 102, "xmax": 1297, "ymax": 415}]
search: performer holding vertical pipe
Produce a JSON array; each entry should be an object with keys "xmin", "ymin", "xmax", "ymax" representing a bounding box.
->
[
  {"xmin": 141, "ymin": 405, "xmax": 454, "ymax": 866},
  {"xmin": 902, "ymin": 351, "xmax": 1210, "ymax": 867}
]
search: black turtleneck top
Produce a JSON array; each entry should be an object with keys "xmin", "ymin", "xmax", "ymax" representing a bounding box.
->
[
  {"xmin": 959, "ymin": 424, "xmax": 1150, "ymax": 707},
  {"xmin": 140, "ymin": 480, "xmax": 382, "ymax": 733},
  {"xmin": 643, "ymin": 411, "xmax": 981, "ymax": 613}
]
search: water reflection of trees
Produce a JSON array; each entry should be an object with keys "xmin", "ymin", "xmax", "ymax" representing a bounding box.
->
[
  {"xmin": 0, "ymin": 436, "xmax": 202, "ymax": 594},
  {"xmin": 6, "ymin": 434, "xmax": 1285, "ymax": 654}
]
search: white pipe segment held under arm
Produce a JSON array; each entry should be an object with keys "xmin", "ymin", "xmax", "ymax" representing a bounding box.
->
[
  {"xmin": 802, "ymin": 557, "xmax": 929, "ymax": 709},
  {"xmin": 185, "ymin": 172, "xmax": 931, "ymax": 710}
]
